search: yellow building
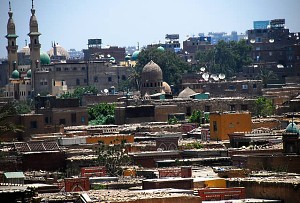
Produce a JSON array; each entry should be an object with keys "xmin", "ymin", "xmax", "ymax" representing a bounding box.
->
[{"xmin": 209, "ymin": 112, "xmax": 252, "ymax": 140}]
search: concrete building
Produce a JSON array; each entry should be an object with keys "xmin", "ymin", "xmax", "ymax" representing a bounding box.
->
[
  {"xmin": 209, "ymin": 112, "xmax": 252, "ymax": 140},
  {"xmin": 247, "ymin": 19, "xmax": 300, "ymax": 81}
]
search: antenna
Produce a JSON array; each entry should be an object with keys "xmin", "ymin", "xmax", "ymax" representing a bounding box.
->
[{"xmin": 9, "ymin": 1, "xmax": 11, "ymax": 11}]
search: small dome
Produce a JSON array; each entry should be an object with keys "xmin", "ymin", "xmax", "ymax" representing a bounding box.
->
[
  {"xmin": 47, "ymin": 43, "xmax": 70, "ymax": 59},
  {"xmin": 40, "ymin": 52, "xmax": 51, "ymax": 65},
  {"xmin": 11, "ymin": 69, "xmax": 20, "ymax": 79},
  {"xmin": 286, "ymin": 122, "xmax": 300, "ymax": 134},
  {"xmin": 131, "ymin": 51, "xmax": 140, "ymax": 61},
  {"xmin": 178, "ymin": 87, "xmax": 196, "ymax": 98},
  {"xmin": 20, "ymin": 45, "xmax": 30, "ymax": 55},
  {"xmin": 125, "ymin": 55, "xmax": 131, "ymax": 61},
  {"xmin": 162, "ymin": 82, "xmax": 172, "ymax": 94},
  {"xmin": 27, "ymin": 69, "xmax": 32, "ymax": 78},
  {"xmin": 141, "ymin": 60, "xmax": 163, "ymax": 81},
  {"xmin": 157, "ymin": 46, "xmax": 165, "ymax": 52}
]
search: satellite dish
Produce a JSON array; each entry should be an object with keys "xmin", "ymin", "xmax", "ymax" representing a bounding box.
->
[
  {"xmin": 277, "ymin": 64, "xmax": 284, "ymax": 68},
  {"xmin": 202, "ymin": 73, "xmax": 209, "ymax": 81},
  {"xmin": 187, "ymin": 59, "xmax": 192, "ymax": 63},
  {"xmin": 200, "ymin": 67, "xmax": 206, "ymax": 72},
  {"xmin": 210, "ymin": 74, "xmax": 217, "ymax": 78},
  {"xmin": 104, "ymin": 89, "xmax": 109, "ymax": 94},
  {"xmin": 107, "ymin": 54, "xmax": 111, "ymax": 58},
  {"xmin": 218, "ymin": 73, "xmax": 226, "ymax": 80},
  {"xmin": 250, "ymin": 39, "xmax": 255, "ymax": 43},
  {"xmin": 253, "ymin": 65, "xmax": 258, "ymax": 68},
  {"xmin": 269, "ymin": 39, "xmax": 275, "ymax": 43}
]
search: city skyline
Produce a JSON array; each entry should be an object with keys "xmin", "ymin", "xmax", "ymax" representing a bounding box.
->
[{"xmin": 0, "ymin": 0, "xmax": 300, "ymax": 58}]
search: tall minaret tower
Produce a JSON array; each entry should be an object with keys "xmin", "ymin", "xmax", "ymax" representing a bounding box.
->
[
  {"xmin": 6, "ymin": 1, "xmax": 18, "ymax": 79},
  {"xmin": 28, "ymin": 0, "xmax": 41, "ymax": 94}
]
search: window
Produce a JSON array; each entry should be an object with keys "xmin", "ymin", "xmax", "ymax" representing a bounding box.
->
[
  {"xmin": 30, "ymin": 121, "xmax": 37, "ymax": 129},
  {"xmin": 213, "ymin": 121, "xmax": 217, "ymax": 132},
  {"xmin": 76, "ymin": 79, "xmax": 80, "ymax": 85},
  {"xmin": 242, "ymin": 84, "xmax": 248, "ymax": 90},
  {"xmin": 94, "ymin": 76, "xmax": 98, "ymax": 83},
  {"xmin": 82, "ymin": 67, "xmax": 86, "ymax": 71},
  {"xmin": 73, "ymin": 67, "xmax": 77, "ymax": 71},
  {"xmin": 59, "ymin": 119, "xmax": 66, "ymax": 125},
  {"xmin": 205, "ymin": 105, "xmax": 211, "ymax": 112},
  {"xmin": 71, "ymin": 113, "xmax": 76, "ymax": 124},
  {"xmin": 45, "ymin": 117, "xmax": 49, "ymax": 124},
  {"xmin": 253, "ymin": 84, "xmax": 257, "ymax": 89},
  {"xmin": 64, "ymin": 67, "xmax": 69, "ymax": 71},
  {"xmin": 56, "ymin": 67, "xmax": 61, "ymax": 71},
  {"xmin": 108, "ymin": 77, "xmax": 112, "ymax": 82},
  {"xmin": 84, "ymin": 79, "xmax": 87, "ymax": 83},
  {"xmin": 81, "ymin": 116, "xmax": 85, "ymax": 124},
  {"xmin": 186, "ymin": 107, "xmax": 191, "ymax": 116},
  {"xmin": 122, "ymin": 75, "xmax": 126, "ymax": 80},
  {"xmin": 230, "ymin": 105, "xmax": 236, "ymax": 111}
]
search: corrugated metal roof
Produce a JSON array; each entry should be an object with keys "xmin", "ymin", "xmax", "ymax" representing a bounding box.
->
[{"xmin": 4, "ymin": 172, "xmax": 25, "ymax": 179}]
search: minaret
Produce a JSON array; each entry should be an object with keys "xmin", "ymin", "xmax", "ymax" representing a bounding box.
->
[
  {"xmin": 28, "ymin": 0, "xmax": 41, "ymax": 94},
  {"xmin": 6, "ymin": 1, "xmax": 18, "ymax": 79}
]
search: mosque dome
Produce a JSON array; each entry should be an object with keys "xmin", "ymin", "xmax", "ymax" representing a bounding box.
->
[
  {"xmin": 11, "ymin": 69, "xmax": 20, "ymax": 79},
  {"xmin": 110, "ymin": 57, "xmax": 115, "ymax": 61},
  {"xmin": 157, "ymin": 46, "xmax": 165, "ymax": 52},
  {"xmin": 47, "ymin": 43, "xmax": 70, "ymax": 59},
  {"xmin": 131, "ymin": 51, "xmax": 140, "ymax": 61},
  {"xmin": 141, "ymin": 60, "xmax": 163, "ymax": 81},
  {"xmin": 162, "ymin": 82, "xmax": 172, "ymax": 94},
  {"xmin": 286, "ymin": 122, "xmax": 300, "ymax": 134},
  {"xmin": 40, "ymin": 52, "xmax": 51, "ymax": 65},
  {"xmin": 178, "ymin": 87, "xmax": 196, "ymax": 98},
  {"xmin": 26, "ymin": 69, "xmax": 32, "ymax": 78}
]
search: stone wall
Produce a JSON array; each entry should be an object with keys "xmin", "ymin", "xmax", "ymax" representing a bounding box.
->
[{"xmin": 227, "ymin": 179, "xmax": 300, "ymax": 203}]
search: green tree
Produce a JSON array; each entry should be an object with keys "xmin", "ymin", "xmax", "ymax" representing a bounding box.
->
[
  {"xmin": 135, "ymin": 47, "xmax": 191, "ymax": 89},
  {"xmin": 0, "ymin": 102, "xmax": 23, "ymax": 135},
  {"xmin": 15, "ymin": 100, "xmax": 32, "ymax": 114},
  {"xmin": 188, "ymin": 110, "xmax": 203, "ymax": 124},
  {"xmin": 254, "ymin": 97, "xmax": 275, "ymax": 117},
  {"xmin": 88, "ymin": 103, "xmax": 115, "ymax": 125},
  {"xmin": 195, "ymin": 40, "xmax": 252, "ymax": 77},
  {"xmin": 257, "ymin": 69, "xmax": 278, "ymax": 88},
  {"xmin": 60, "ymin": 86, "xmax": 98, "ymax": 100},
  {"xmin": 97, "ymin": 143, "xmax": 131, "ymax": 176}
]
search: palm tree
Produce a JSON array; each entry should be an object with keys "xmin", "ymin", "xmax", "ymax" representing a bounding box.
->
[
  {"xmin": 0, "ymin": 102, "xmax": 23, "ymax": 136},
  {"xmin": 257, "ymin": 69, "xmax": 278, "ymax": 88}
]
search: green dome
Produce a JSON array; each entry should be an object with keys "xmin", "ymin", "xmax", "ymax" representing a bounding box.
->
[
  {"xmin": 131, "ymin": 51, "xmax": 140, "ymax": 61},
  {"xmin": 157, "ymin": 46, "xmax": 165, "ymax": 52},
  {"xmin": 286, "ymin": 122, "xmax": 300, "ymax": 134},
  {"xmin": 110, "ymin": 56, "xmax": 115, "ymax": 60},
  {"xmin": 125, "ymin": 55, "xmax": 131, "ymax": 61},
  {"xmin": 40, "ymin": 52, "xmax": 51, "ymax": 65},
  {"xmin": 27, "ymin": 69, "xmax": 32, "ymax": 78},
  {"xmin": 11, "ymin": 69, "xmax": 20, "ymax": 79}
]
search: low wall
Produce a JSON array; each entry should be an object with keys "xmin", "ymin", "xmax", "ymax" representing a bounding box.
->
[{"xmin": 227, "ymin": 179, "xmax": 300, "ymax": 203}]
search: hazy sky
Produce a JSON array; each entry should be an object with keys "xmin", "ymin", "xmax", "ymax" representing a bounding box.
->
[{"xmin": 1, "ymin": 0, "xmax": 300, "ymax": 58}]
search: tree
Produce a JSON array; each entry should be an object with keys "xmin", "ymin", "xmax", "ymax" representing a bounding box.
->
[
  {"xmin": 88, "ymin": 103, "xmax": 115, "ymax": 125},
  {"xmin": 97, "ymin": 142, "xmax": 131, "ymax": 176},
  {"xmin": 257, "ymin": 69, "xmax": 278, "ymax": 88},
  {"xmin": 134, "ymin": 47, "xmax": 191, "ymax": 89},
  {"xmin": 188, "ymin": 110, "xmax": 203, "ymax": 124},
  {"xmin": 0, "ymin": 102, "xmax": 23, "ymax": 135},
  {"xmin": 60, "ymin": 86, "xmax": 98, "ymax": 100},
  {"xmin": 195, "ymin": 40, "xmax": 252, "ymax": 77},
  {"xmin": 254, "ymin": 97, "xmax": 275, "ymax": 117}
]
